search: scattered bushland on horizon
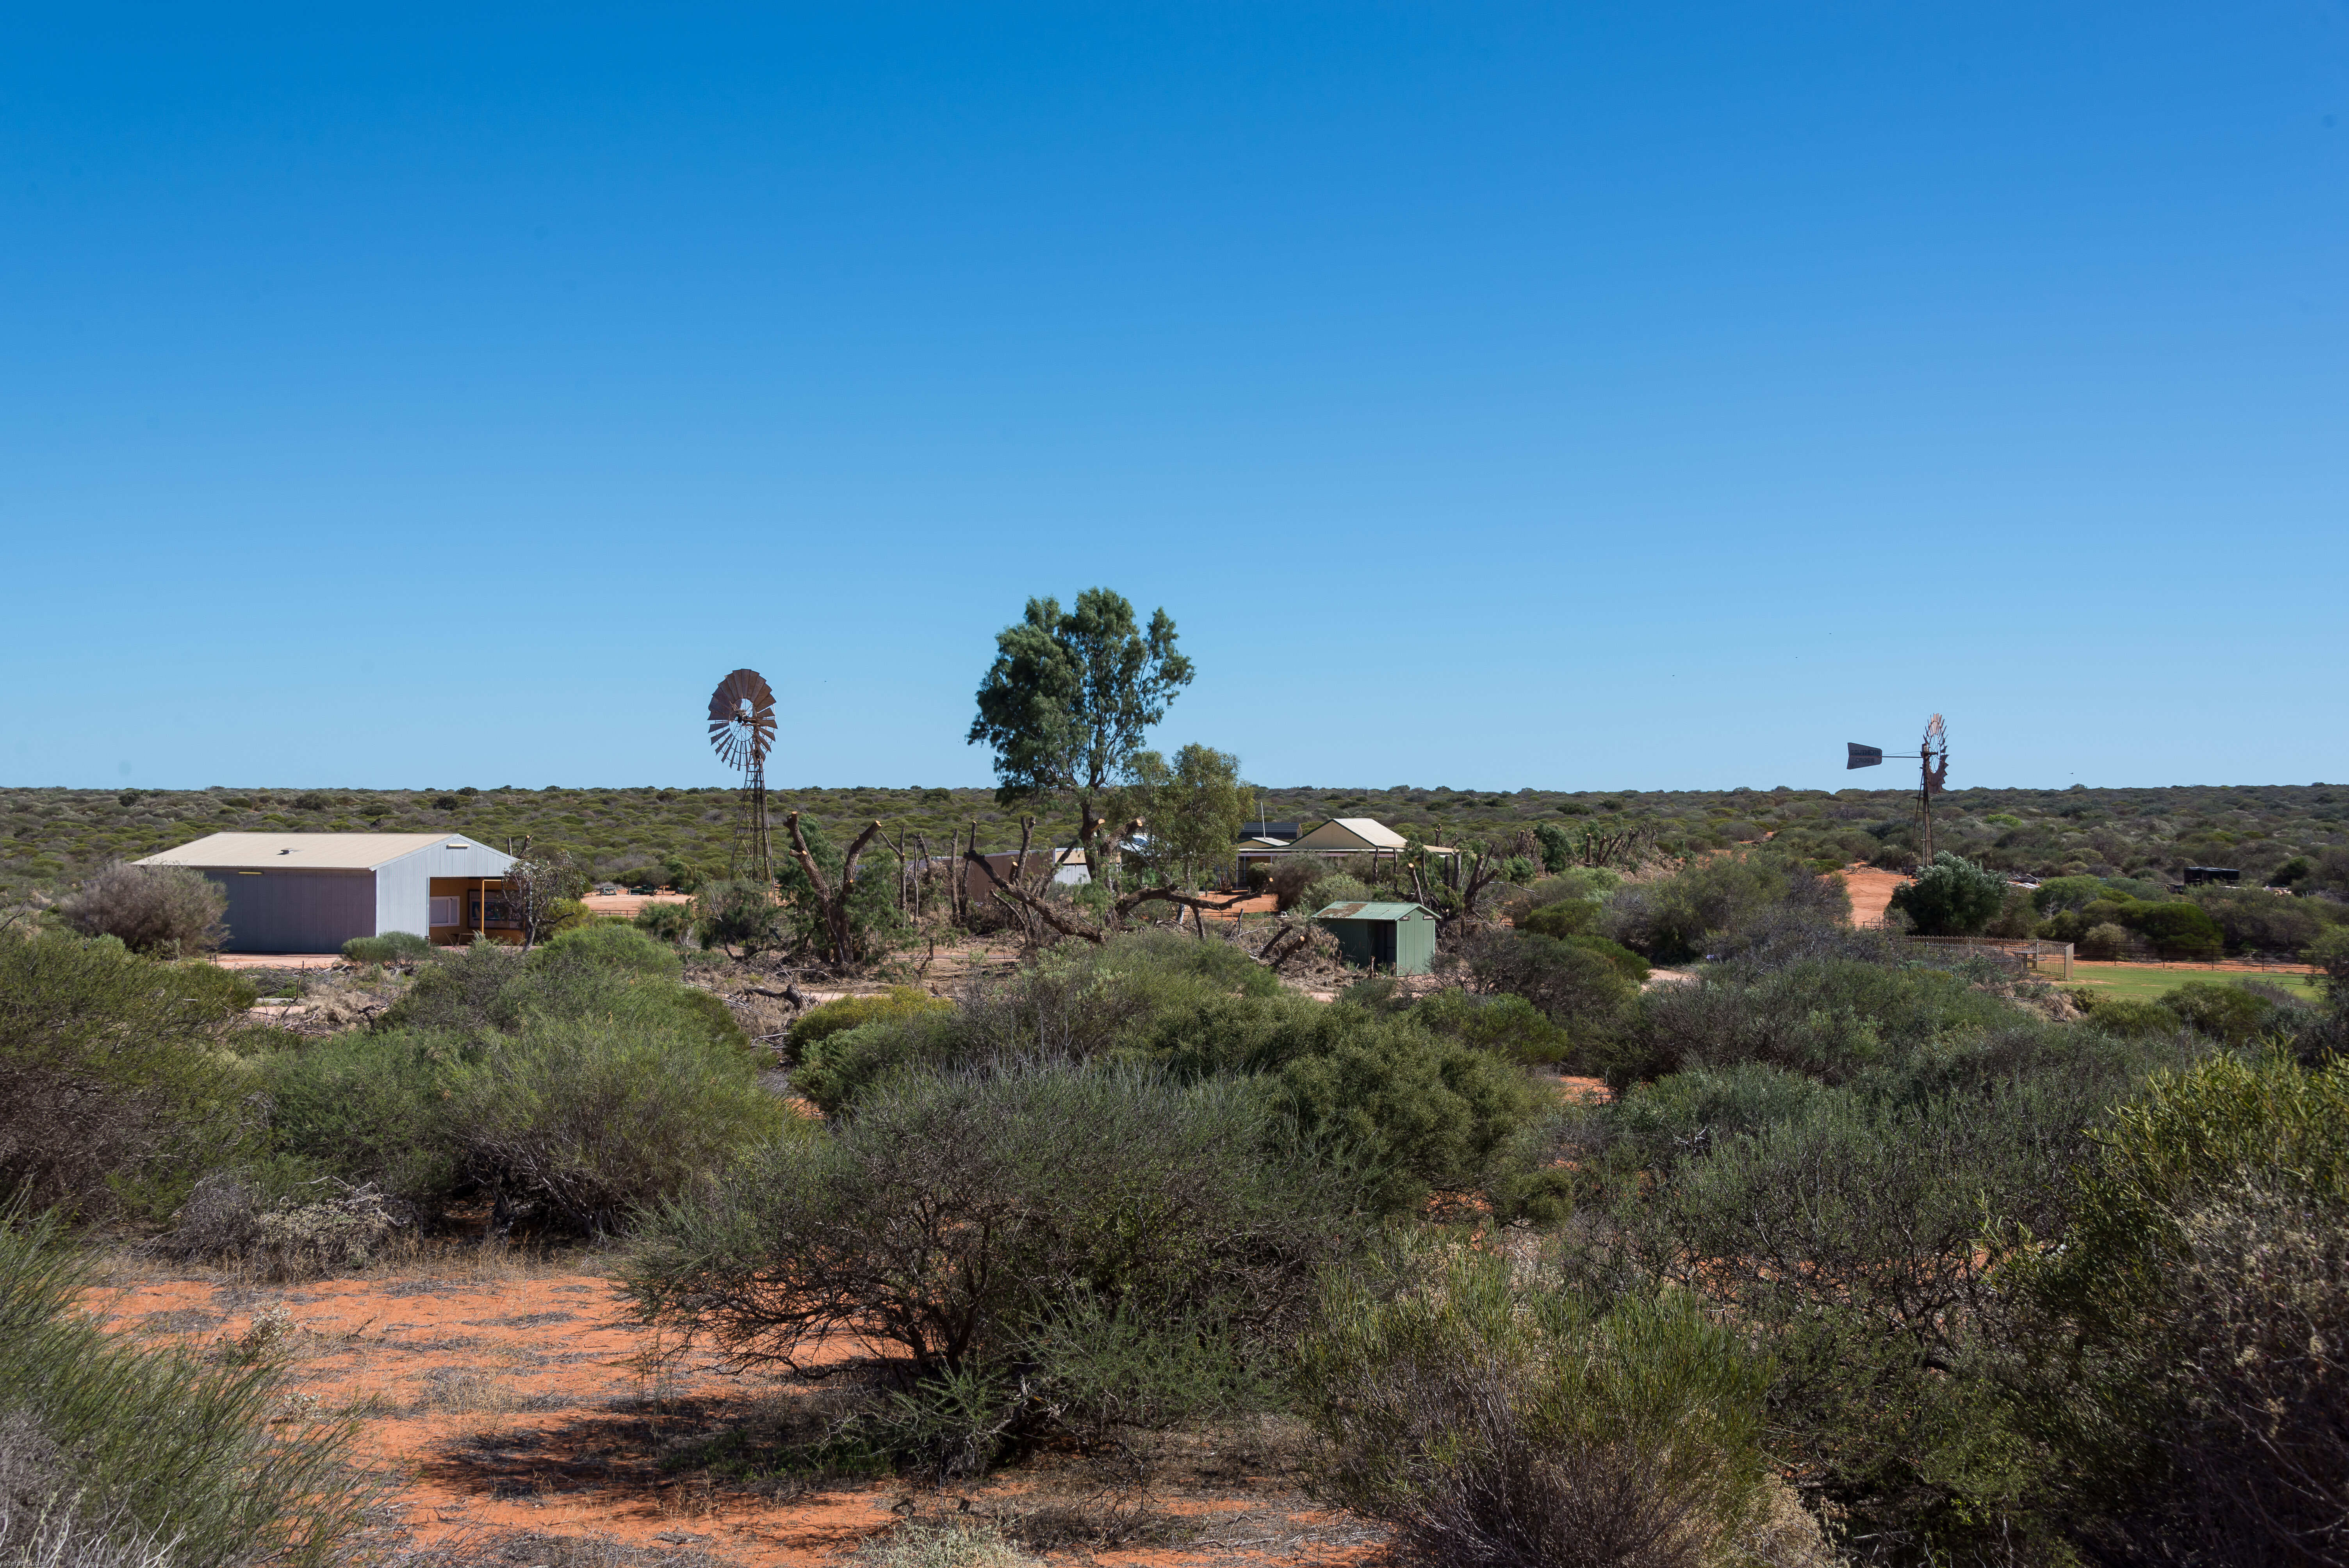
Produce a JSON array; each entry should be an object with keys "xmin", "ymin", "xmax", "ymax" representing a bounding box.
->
[{"xmin": 7, "ymin": 779, "xmax": 2346, "ymax": 907}]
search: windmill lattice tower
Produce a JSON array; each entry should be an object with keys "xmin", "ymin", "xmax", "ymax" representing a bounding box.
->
[
  {"xmin": 708, "ymin": 669, "xmax": 777, "ymax": 885},
  {"xmin": 1916, "ymin": 713, "xmax": 1949, "ymax": 863}
]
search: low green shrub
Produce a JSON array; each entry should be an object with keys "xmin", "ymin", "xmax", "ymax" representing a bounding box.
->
[
  {"xmin": 1269, "ymin": 854, "xmax": 1337, "ymax": 912},
  {"xmin": 1889, "ymin": 852, "xmax": 2009, "ymax": 936},
  {"xmin": 1517, "ymin": 899, "xmax": 1599, "ymax": 939},
  {"xmin": 1604, "ymin": 852, "xmax": 1850, "ymax": 964},
  {"xmin": 2078, "ymin": 920, "xmax": 2133, "ymax": 960},
  {"xmin": 624, "ymin": 1064, "xmax": 1352, "ymax": 1481},
  {"xmin": 631, "ymin": 900, "xmax": 695, "ymax": 943},
  {"xmin": 264, "ymin": 1009, "xmax": 784, "ymax": 1233},
  {"xmin": 2127, "ymin": 901, "xmax": 2226, "ymax": 960},
  {"xmin": 695, "ymin": 878, "xmax": 786, "ymax": 959},
  {"xmin": 2075, "ymin": 994, "xmax": 2178, "ymax": 1039},
  {"xmin": 535, "ymin": 919, "xmax": 683, "ymax": 978},
  {"xmin": 259, "ymin": 1030, "xmax": 468, "ymax": 1206},
  {"xmin": 2158, "ymin": 979, "xmax": 2290, "ymax": 1046},
  {"xmin": 799, "ymin": 930, "xmax": 1281, "ymax": 1113},
  {"xmin": 790, "ymin": 987, "xmax": 954, "ymax": 1061},
  {"xmin": 168, "ymin": 960, "xmax": 260, "ymax": 1017},
  {"xmin": 340, "ymin": 931, "xmax": 432, "ymax": 964},
  {"xmin": 1407, "ymin": 989, "xmax": 1572, "ymax": 1066},
  {"xmin": 1567, "ymin": 1073, "xmax": 2113, "ymax": 1561},
  {"xmin": 2010, "ymin": 1052, "xmax": 2349, "ymax": 1562},
  {"xmin": 0, "ymin": 935, "xmax": 261, "ymax": 1219},
  {"xmin": 375, "ymin": 930, "xmax": 746, "ymax": 1053},
  {"xmin": 444, "ymin": 1012, "xmax": 790, "ymax": 1233},
  {"xmin": 1139, "ymin": 992, "xmax": 1540, "ymax": 1208},
  {"xmin": 2190, "ymin": 887, "xmax": 2326, "ymax": 957},
  {"xmin": 0, "ymin": 1210, "xmax": 364, "ymax": 1567},
  {"xmin": 1613, "ymin": 956, "xmax": 2029, "ymax": 1089},
  {"xmin": 1296, "ymin": 873, "xmax": 1374, "ymax": 914},
  {"xmin": 1298, "ymin": 1242, "xmax": 1780, "ymax": 1568},
  {"xmin": 53, "ymin": 863, "xmax": 227, "ymax": 957},
  {"xmin": 1461, "ymin": 929, "xmax": 1640, "ymax": 1035}
]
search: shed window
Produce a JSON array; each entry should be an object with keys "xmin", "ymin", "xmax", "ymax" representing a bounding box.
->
[{"xmin": 429, "ymin": 896, "xmax": 462, "ymax": 926}]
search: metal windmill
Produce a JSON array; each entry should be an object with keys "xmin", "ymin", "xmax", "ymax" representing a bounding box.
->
[
  {"xmin": 1846, "ymin": 713, "xmax": 1951, "ymax": 865},
  {"xmin": 708, "ymin": 668, "xmax": 777, "ymax": 884}
]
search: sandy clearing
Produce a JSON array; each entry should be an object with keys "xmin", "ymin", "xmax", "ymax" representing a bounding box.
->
[
  {"xmin": 94, "ymin": 1265, "xmax": 1376, "ymax": 1567},
  {"xmin": 582, "ymin": 891, "xmax": 692, "ymax": 918},
  {"xmin": 1838, "ymin": 864, "xmax": 1907, "ymax": 927}
]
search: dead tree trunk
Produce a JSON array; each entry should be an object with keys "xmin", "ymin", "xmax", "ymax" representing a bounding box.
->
[
  {"xmin": 961, "ymin": 818, "xmax": 1252, "ymax": 947},
  {"xmin": 784, "ymin": 811, "xmax": 887, "ymax": 967}
]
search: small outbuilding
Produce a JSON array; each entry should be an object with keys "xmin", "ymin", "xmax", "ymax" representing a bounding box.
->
[
  {"xmin": 1313, "ymin": 900, "xmax": 1440, "ymax": 975},
  {"xmin": 134, "ymin": 832, "xmax": 517, "ymax": 954}
]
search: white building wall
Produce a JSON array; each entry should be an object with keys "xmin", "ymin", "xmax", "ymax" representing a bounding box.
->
[{"xmin": 373, "ymin": 837, "xmax": 516, "ymax": 937}]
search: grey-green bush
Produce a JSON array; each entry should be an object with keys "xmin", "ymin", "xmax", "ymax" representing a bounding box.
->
[
  {"xmin": 265, "ymin": 1012, "xmax": 783, "ymax": 1234},
  {"xmin": 53, "ymin": 863, "xmax": 228, "ymax": 957},
  {"xmin": 340, "ymin": 930, "xmax": 432, "ymax": 964},
  {"xmin": 624, "ymin": 1064, "xmax": 1353, "ymax": 1479},
  {"xmin": 2007, "ymin": 1052, "xmax": 2349, "ymax": 1564},
  {"xmin": 0, "ymin": 1210, "xmax": 365, "ymax": 1568},
  {"xmin": 1557, "ymin": 1085, "xmax": 2078, "ymax": 1561},
  {"xmin": 1604, "ymin": 853, "xmax": 1848, "ymax": 964},
  {"xmin": 375, "ymin": 927, "xmax": 746, "ymax": 1053},
  {"xmin": 1299, "ymin": 1242, "xmax": 1778, "ymax": 1568},
  {"xmin": 0, "ymin": 934, "xmax": 261, "ymax": 1219}
]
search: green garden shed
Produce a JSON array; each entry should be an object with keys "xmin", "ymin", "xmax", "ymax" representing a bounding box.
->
[{"xmin": 1313, "ymin": 900, "xmax": 1440, "ymax": 975}]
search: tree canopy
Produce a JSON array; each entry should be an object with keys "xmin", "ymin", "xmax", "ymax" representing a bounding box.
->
[
  {"xmin": 1120, "ymin": 743, "xmax": 1247, "ymax": 891},
  {"xmin": 968, "ymin": 589, "xmax": 1192, "ymax": 808},
  {"xmin": 968, "ymin": 590, "xmax": 1194, "ymax": 883}
]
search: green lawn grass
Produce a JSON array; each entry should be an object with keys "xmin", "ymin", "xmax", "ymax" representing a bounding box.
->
[{"xmin": 2065, "ymin": 964, "xmax": 2324, "ymax": 1004}]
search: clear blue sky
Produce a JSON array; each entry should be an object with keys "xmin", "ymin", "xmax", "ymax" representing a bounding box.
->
[{"xmin": 4, "ymin": 4, "xmax": 2343, "ymax": 793}]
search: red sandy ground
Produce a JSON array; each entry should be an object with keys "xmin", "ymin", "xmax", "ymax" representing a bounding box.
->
[
  {"xmin": 1838, "ymin": 865, "xmax": 1907, "ymax": 927},
  {"xmin": 93, "ymin": 1263, "xmax": 1374, "ymax": 1567},
  {"xmin": 582, "ymin": 892, "xmax": 693, "ymax": 919}
]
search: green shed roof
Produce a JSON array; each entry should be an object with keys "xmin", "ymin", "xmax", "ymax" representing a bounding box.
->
[{"xmin": 1312, "ymin": 901, "xmax": 1438, "ymax": 922}]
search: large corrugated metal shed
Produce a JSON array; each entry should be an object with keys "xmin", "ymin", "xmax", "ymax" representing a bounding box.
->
[
  {"xmin": 134, "ymin": 833, "xmax": 513, "ymax": 953},
  {"xmin": 137, "ymin": 833, "xmax": 481, "ymax": 870}
]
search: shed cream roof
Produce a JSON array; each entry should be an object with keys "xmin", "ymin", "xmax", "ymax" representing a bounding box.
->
[
  {"xmin": 1289, "ymin": 817, "xmax": 1410, "ymax": 852},
  {"xmin": 135, "ymin": 833, "xmax": 499, "ymax": 871}
]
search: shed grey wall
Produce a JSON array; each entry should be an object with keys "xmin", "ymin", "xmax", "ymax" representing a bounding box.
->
[
  {"xmin": 374, "ymin": 839, "xmax": 515, "ymax": 937},
  {"xmin": 207, "ymin": 870, "xmax": 376, "ymax": 954}
]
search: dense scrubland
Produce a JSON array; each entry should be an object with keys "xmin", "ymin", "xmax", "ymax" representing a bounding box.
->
[
  {"xmin": 7, "ymin": 778, "xmax": 2348, "ymax": 906},
  {"xmin": 6, "ymin": 845, "xmax": 2349, "ymax": 1568}
]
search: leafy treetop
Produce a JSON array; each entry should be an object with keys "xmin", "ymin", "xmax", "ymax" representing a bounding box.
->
[{"xmin": 968, "ymin": 588, "xmax": 1193, "ymax": 810}]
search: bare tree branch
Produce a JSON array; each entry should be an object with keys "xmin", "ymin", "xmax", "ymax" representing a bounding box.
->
[{"xmin": 786, "ymin": 811, "xmax": 888, "ymax": 966}]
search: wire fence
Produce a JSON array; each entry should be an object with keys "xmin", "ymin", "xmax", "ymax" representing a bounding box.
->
[{"xmin": 1895, "ymin": 934, "xmax": 2075, "ymax": 979}]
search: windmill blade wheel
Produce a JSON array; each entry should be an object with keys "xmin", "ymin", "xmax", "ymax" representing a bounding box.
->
[{"xmin": 707, "ymin": 668, "xmax": 778, "ymax": 767}]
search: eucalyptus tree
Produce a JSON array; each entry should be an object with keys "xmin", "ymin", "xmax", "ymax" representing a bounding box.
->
[{"xmin": 968, "ymin": 588, "xmax": 1193, "ymax": 883}]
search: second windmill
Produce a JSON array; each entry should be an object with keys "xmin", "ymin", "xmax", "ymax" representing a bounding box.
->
[{"xmin": 1846, "ymin": 714, "xmax": 1950, "ymax": 865}]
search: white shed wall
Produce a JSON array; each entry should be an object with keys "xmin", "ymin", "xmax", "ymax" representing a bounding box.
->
[{"xmin": 373, "ymin": 838, "xmax": 516, "ymax": 937}]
